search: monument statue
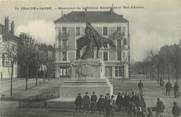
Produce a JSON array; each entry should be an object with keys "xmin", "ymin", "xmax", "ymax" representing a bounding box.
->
[
  {"xmin": 76, "ymin": 22, "xmax": 116, "ymax": 59},
  {"xmin": 58, "ymin": 22, "xmax": 114, "ymax": 101}
]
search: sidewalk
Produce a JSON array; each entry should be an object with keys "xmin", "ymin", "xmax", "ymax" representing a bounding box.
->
[{"xmin": 1, "ymin": 79, "xmax": 62, "ymax": 101}]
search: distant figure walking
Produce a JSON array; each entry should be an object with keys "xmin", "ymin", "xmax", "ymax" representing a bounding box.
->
[
  {"xmin": 165, "ymin": 81, "xmax": 172, "ymax": 96},
  {"xmin": 172, "ymin": 102, "xmax": 181, "ymax": 117},
  {"xmin": 138, "ymin": 80, "xmax": 144, "ymax": 95},
  {"xmin": 74, "ymin": 93, "xmax": 83, "ymax": 112},
  {"xmin": 83, "ymin": 92, "xmax": 90, "ymax": 113},
  {"xmin": 116, "ymin": 92, "xmax": 122, "ymax": 111},
  {"xmin": 155, "ymin": 98, "xmax": 165, "ymax": 117},
  {"xmin": 90, "ymin": 92, "xmax": 97, "ymax": 113},
  {"xmin": 174, "ymin": 82, "xmax": 179, "ymax": 98}
]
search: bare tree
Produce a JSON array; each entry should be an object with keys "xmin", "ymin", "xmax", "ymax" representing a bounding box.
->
[
  {"xmin": 4, "ymin": 41, "xmax": 17, "ymax": 96},
  {"xmin": 19, "ymin": 33, "xmax": 37, "ymax": 90},
  {"xmin": 170, "ymin": 45, "xmax": 181, "ymax": 81}
]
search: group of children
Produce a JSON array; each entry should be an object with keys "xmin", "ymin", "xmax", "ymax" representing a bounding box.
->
[{"xmin": 74, "ymin": 91, "xmax": 146, "ymax": 117}]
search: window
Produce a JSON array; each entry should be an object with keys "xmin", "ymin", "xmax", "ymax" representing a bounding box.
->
[
  {"xmin": 124, "ymin": 38, "xmax": 127, "ymax": 45},
  {"xmin": 105, "ymin": 66, "xmax": 112, "ymax": 78},
  {"xmin": 58, "ymin": 40, "xmax": 61, "ymax": 49},
  {"xmin": 115, "ymin": 66, "xmax": 124, "ymax": 77},
  {"xmin": 103, "ymin": 27, "xmax": 108, "ymax": 36},
  {"xmin": 122, "ymin": 27, "xmax": 125, "ymax": 36},
  {"xmin": 58, "ymin": 28, "xmax": 61, "ymax": 38},
  {"xmin": 76, "ymin": 27, "xmax": 80, "ymax": 36},
  {"xmin": 62, "ymin": 51, "xmax": 67, "ymax": 61},
  {"xmin": 122, "ymin": 52, "xmax": 125, "ymax": 60},
  {"xmin": 62, "ymin": 27, "xmax": 67, "ymax": 35},
  {"xmin": 117, "ymin": 27, "xmax": 121, "ymax": 32},
  {"xmin": 117, "ymin": 40, "xmax": 121, "ymax": 60},
  {"xmin": 59, "ymin": 68, "xmax": 70, "ymax": 77},
  {"xmin": 58, "ymin": 27, "xmax": 61, "ymax": 33},
  {"xmin": 103, "ymin": 51, "xmax": 108, "ymax": 61},
  {"xmin": 103, "ymin": 44, "xmax": 108, "ymax": 48},
  {"xmin": 62, "ymin": 39, "xmax": 67, "ymax": 50},
  {"xmin": 2, "ymin": 53, "xmax": 10, "ymax": 66},
  {"xmin": 59, "ymin": 52, "xmax": 61, "ymax": 61}
]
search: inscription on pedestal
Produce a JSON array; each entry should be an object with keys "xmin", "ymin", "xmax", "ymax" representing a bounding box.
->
[{"xmin": 70, "ymin": 59, "xmax": 104, "ymax": 79}]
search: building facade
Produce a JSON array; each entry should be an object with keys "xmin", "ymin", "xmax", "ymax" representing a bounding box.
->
[
  {"xmin": 0, "ymin": 17, "xmax": 19, "ymax": 79},
  {"xmin": 54, "ymin": 9, "xmax": 130, "ymax": 79}
]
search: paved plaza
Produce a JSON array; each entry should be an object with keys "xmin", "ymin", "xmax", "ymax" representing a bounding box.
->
[{"xmin": 0, "ymin": 77, "xmax": 180, "ymax": 117}]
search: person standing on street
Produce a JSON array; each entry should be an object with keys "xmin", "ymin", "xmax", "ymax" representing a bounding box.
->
[
  {"xmin": 155, "ymin": 98, "xmax": 165, "ymax": 117},
  {"xmin": 172, "ymin": 102, "xmax": 181, "ymax": 117},
  {"xmin": 83, "ymin": 92, "xmax": 90, "ymax": 113},
  {"xmin": 97, "ymin": 95, "xmax": 105, "ymax": 114},
  {"xmin": 90, "ymin": 91, "xmax": 97, "ymax": 113},
  {"xmin": 165, "ymin": 81, "xmax": 172, "ymax": 96},
  {"xmin": 116, "ymin": 92, "xmax": 122, "ymax": 111},
  {"xmin": 75, "ymin": 93, "xmax": 83, "ymax": 112},
  {"xmin": 138, "ymin": 80, "xmax": 144, "ymax": 95},
  {"xmin": 174, "ymin": 82, "xmax": 179, "ymax": 98},
  {"xmin": 110, "ymin": 95, "xmax": 115, "ymax": 117}
]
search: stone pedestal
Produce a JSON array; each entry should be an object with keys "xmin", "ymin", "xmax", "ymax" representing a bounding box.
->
[
  {"xmin": 71, "ymin": 59, "xmax": 105, "ymax": 79},
  {"xmin": 59, "ymin": 59, "xmax": 113, "ymax": 101}
]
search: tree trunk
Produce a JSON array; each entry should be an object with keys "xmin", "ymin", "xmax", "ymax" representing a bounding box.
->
[
  {"xmin": 157, "ymin": 65, "xmax": 160, "ymax": 82},
  {"xmin": 10, "ymin": 63, "xmax": 14, "ymax": 96},
  {"xmin": 1, "ymin": 72, "xmax": 2, "ymax": 80},
  {"xmin": 36, "ymin": 70, "xmax": 38, "ymax": 86},
  {"xmin": 167, "ymin": 64, "xmax": 170, "ymax": 81},
  {"xmin": 25, "ymin": 64, "xmax": 29, "ymax": 90},
  {"xmin": 175, "ymin": 67, "xmax": 178, "ymax": 82}
]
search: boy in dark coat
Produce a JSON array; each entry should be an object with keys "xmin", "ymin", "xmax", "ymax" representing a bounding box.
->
[
  {"xmin": 74, "ymin": 93, "xmax": 83, "ymax": 112},
  {"xmin": 97, "ymin": 95, "xmax": 105, "ymax": 114},
  {"xmin": 155, "ymin": 98, "xmax": 165, "ymax": 117},
  {"xmin": 172, "ymin": 102, "xmax": 181, "ymax": 117},
  {"xmin": 138, "ymin": 80, "xmax": 144, "ymax": 95},
  {"xmin": 116, "ymin": 92, "xmax": 122, "ymax": 111},
  {"xmin": 83, "ymin": 92, "xmax": 90, "ymax": 113},
  {"xmin": 105, "ymin": 100, "xmax": 112, "ymax": 117},
  {"xmin": 165, "ymin": 81, "xmax": 172, "ymax": 96},
  {"xmin": 90, "ymin": 92, "xmax": 97, "ymax": 113},
  {"xmin": 174, "ymin": 82, "xmax": 179, "ymax": 98}
]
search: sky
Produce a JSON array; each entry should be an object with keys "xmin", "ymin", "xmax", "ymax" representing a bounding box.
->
[{"xmin": 0, "ymin": 0, "xmax": 181, "ymax": 62}]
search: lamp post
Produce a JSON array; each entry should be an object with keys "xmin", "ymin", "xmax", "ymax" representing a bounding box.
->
[{"xmin": 35, "ymin": 45, "xmax": 39, "ymax": 86}]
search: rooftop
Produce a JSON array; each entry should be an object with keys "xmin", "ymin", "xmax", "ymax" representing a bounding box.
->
[
  {"xmin": 54, "ymin": 10, "xmax": 128, "ymax": 23},
  {"xmin": 0, "ymin": 23, "xmax": 19, "ymax": 42}
]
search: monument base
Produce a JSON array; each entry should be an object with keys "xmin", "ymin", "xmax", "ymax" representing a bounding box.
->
[
  {"xmin": 55, "ymin": 59, "xmax": 113, "ymax": 102},
  {"xmin": 59, "ymin": 78, "xmax": 113, "ymax": 101}
]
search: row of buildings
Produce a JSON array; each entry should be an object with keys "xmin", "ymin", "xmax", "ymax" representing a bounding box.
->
[
  {"xmin": 0, "ymin": 17, "xmax": 19, "ymax": 79},
  {"xmin": 54, "ymin": 9, "xmax": 131, "ymax": 79},
  {"xmin": 0, "ymin": 17, "xmax": 55, "ymax": 79}
]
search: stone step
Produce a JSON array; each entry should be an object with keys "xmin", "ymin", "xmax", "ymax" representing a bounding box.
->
[{"xmin": 47, "ymin": 109, "xmax": 128, "ymax": 117}]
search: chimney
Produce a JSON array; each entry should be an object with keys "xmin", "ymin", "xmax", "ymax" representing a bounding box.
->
[
  {"xmin": 4, "ymin": 16, "xmax": 9, "ymax": 34},
  {"xmin": 110, "ymin": 5, "xmax": 114, "ymax": 15},
  {"xmin": 11, "ymin": 21, "xmax": 14, "ymax": 35},
  {"xmin": 84, "ymin": 8, "xmax": 87, "ymax": 21}
]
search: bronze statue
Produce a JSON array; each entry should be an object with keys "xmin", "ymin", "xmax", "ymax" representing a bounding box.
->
[{"xmin": 76, "ymin": 22, "xmax": 116, "ymax": 59}]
